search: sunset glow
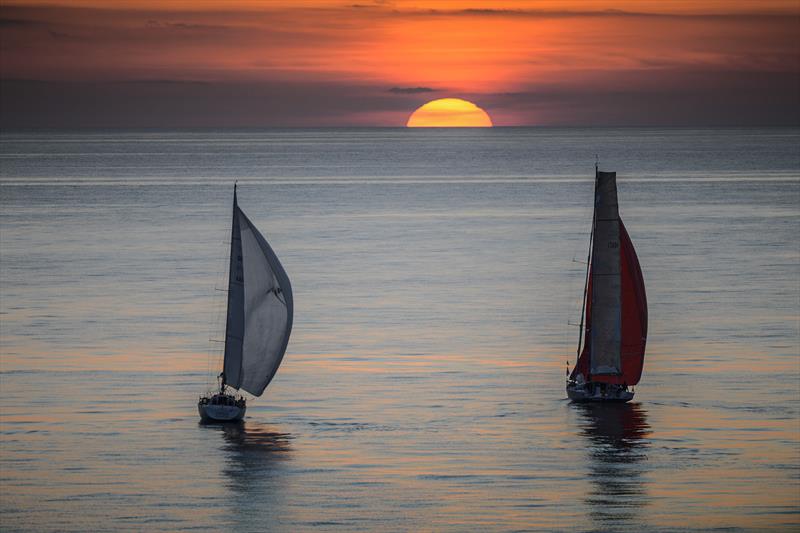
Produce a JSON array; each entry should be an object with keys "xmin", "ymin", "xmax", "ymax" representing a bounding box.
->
[
  {"xmin": 0, "ymin": 1, "xmax": 797, "ymax": 126},
  {"xmin": 406, "ymin": 98, "xmax": 493, "ymax": 127}
]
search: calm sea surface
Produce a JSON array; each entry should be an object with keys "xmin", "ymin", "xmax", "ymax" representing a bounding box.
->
[{"xmin": 1, "ymin": 128, "xmax": 799, "ymax": 532}]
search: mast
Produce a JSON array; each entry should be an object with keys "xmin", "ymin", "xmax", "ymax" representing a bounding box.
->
[
  {"xmin": 576, "ymin": 162, "xmax": 598, "ymax": 362},
  {"xmin": 220, "ymin": 182, "xmax": 239, "ymax": 394}
]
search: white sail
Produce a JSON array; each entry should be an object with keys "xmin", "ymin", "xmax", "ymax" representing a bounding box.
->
[
  {"xmin": 223, "ymin": 188, "xmax": 293, "ymax": 396},
  {"xmin": 589, "ymin": 171, "xmax": 622, "ymax": 375}
]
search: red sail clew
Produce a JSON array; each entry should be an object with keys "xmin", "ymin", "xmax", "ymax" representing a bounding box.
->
[{"xmin": 570, "ymin": 219, "xmax": 647, "ymax": 385}]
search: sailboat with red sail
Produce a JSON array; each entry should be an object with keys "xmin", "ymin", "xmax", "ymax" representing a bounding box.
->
[{"xmin": 567, "ymin": 168, "xmax": 647, "ymax": 402}]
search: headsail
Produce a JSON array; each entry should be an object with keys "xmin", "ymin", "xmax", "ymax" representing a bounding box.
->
[
  {"xmin": 570, "ymin": 171, "xmax": 647, "ymax": 386},
  {"xmin": 223, "ymin": 186, "xmax": 293, "ymax": 396}
]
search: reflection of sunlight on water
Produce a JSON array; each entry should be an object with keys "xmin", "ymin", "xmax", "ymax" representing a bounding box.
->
[
  {"xmin": 575, "ymin": 403, "xmax": 651, "ymax": 527},
  {"xmin": 2, "ymin": 139, "xmax": 798, "ymax": 532}
]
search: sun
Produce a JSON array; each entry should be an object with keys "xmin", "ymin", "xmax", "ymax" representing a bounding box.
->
[{"xmin": 406, "ymin": 98, "xmax": 493, "ymax": 128}]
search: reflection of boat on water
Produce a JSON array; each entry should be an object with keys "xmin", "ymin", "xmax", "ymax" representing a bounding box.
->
[
  {"xmin": 219, "ymin": 421, "xmax": 293, "ymax": 455},
  {"xmin": 202, "ymin": 420, "xmax": 293, "ymax": 529},
  {"xmin": 576, "ymin": 402, "xmax": 651, "ymax": 526},
  {"xmin": 567, "ymin": 166, "xmax": 648, "ymax": 403},
  {"xmin": 199, "ymin": 184, "xmax": 294, "ymax": 422},
  {"xmin": 200, "ymin": 421, "xmax": 293, "ymax": 476},
  {"xmin": 578, "ymin": 402, "xmax": 650, "ymax": 450}
]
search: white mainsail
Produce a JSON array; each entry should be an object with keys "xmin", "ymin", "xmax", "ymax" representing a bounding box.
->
[
  {"xmin": 222, "ymin": 186, "xmax": 293, "ymax": 396},
  {"xmin": 589, "ymin": 171, "xmax": 622, "ymax": 375}
]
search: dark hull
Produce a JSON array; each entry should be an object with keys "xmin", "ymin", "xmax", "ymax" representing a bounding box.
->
[
  {"xmin": 567, "ymin": 384, "xmax": 634, "ymax": 403},
  {"xmin": 198, "ymin": 393, "xmax": 246, "ymax": 421},
  {"xmin": 198, "ymin": 403, "xmax": 246, "ymax": 421}
]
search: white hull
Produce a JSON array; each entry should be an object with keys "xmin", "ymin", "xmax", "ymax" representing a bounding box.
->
[{"xmin": 567, "ymin": 383, "xmax": 633, "ymax": 403}]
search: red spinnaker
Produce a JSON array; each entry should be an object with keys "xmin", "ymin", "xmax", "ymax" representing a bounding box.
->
[{"xmin": 570, "ymin": 219, "xmax": 647, "ymax": 385}]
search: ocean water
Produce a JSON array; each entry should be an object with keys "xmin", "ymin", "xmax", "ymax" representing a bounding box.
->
[{"xmin": 1, "ymin": 128, "xmax": 798, "ymax": 532}]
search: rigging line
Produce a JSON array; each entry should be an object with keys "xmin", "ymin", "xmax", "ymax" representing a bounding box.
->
[
  {"xmin": 271, "ymin": 289, "xmax": 288, "ymax": 307},
  {"xmin": 206, "ymin": 222, "xmax": 231, "ymax": 393},
  {"xmin": 576, "ymin": 165, "xmax": 598, "ymax": 363}
]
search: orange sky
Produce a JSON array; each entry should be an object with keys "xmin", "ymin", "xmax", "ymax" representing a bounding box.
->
[{"xmin": 1, "ymin": 1, "xmax": 798, "ymax": 126}]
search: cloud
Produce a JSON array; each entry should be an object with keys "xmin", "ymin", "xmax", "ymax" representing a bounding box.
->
[
  {"xmin": 389, "ymin": 87, "xmax": 437, "ymax": 94},
  {"xmin": 3, "ymin": 68, "xmax": 797, "ymax": 128},
  {"xmin": 48, "ymin": 29, "xmax": 82, "ymax": 41},
  {"xmin": 1, "ymin": 3, "xmax": 797, "ymax": 127},
  {"xmin": 399, "ymin": 7, "xmax": 797, "ymax": 20},
  {"xmin": 145, "ymin": 20, "xmax": 231, "ymax": 31},
  {"xmin": 0, "ymin": 79, "xmax": 415, "ymax": 128},
  {"xmin": 481, "ymin": 69, "xmax": 800, "ymax": 126},
  {"xmin": 0, "ymin": 17, "xmax": 41, "ymax": 27}
]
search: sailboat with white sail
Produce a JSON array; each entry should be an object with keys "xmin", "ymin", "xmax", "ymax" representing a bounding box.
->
[
  {"xmin": 567, "ymin": 167, "xmax": 647, "ymax": 403},
  {"xmin": 199, "ymin": 184, "xmax": 293, "ymax": 421}
]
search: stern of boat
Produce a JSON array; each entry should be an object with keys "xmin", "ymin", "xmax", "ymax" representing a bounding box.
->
[
  {"xmin": 567, "ymin": 382, "xmax": 634, "ymax": 403},
  {"xmin": 198, "ymin": 393, "xmax": 246, "ymax": 422}
]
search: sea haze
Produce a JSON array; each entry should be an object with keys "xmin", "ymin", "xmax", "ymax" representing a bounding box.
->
[{"xmin": 1, "ymin": 128, "xmax": 798, "ymax": 532}]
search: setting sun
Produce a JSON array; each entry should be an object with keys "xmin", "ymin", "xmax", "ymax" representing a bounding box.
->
[{"xmin": 406, "ymin": 98, "xmax": 493, "ymax": 128}]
